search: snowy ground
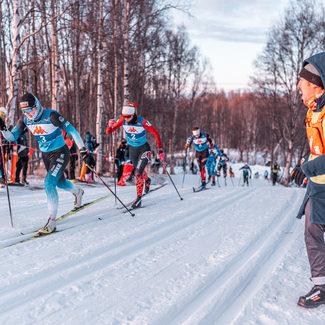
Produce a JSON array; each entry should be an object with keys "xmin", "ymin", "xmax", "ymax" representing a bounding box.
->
[{"xmin": 0, "ymin": 167, "xmax": 324, "ymax": 325}]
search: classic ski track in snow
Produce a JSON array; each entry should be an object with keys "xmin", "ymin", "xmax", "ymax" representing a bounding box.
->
[
  {"xmin": 0, "ymin": 175, "xmax": 312, "ymax": 324},
  {"xmin": 0, "ymin": 187, "xmax": 258, "ymax": 322},
  {"xmin": 166, "ymin": 190, "xmax": 303, "ymax": 325}
]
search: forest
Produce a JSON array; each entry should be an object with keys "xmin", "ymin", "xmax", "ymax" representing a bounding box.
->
[{"xmin": 0, "ymin": 0, "xmax": 324, "ymax": 183}]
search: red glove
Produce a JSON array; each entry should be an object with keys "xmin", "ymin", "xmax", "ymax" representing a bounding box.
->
[
  {"xmin": 108, "ymin": 119, "xmax": 115, "ymax": 127},
  {"xmin": 185, "ymin": 143, "xmax": 189, "ymax": 149}
]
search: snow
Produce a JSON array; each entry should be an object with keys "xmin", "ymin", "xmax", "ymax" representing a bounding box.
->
[{"xmin": 0, "ymin": 166, "xmax": 324, "ymax": 324}]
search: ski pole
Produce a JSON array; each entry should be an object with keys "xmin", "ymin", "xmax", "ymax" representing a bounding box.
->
[
  {"xmin": 238, "ymin": 172, "xmax": 241, "ymax": 186},
  {"xmin": 163, "ymin": 162, "xmax": 183, "ymax": 200},
  {"xmin": 182, "ymin": 147, "xmax": 189, "ymax": 188},
  {"xmin": 0, "ymin": 135, "xmax": 14, "ymax": 227},
  {"xmin": 86, "ymin": 164, "xmax": 135, "ymax": 217}
]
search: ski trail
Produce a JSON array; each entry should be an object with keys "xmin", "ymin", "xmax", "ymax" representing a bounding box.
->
[
  {"xmin": 165, "ymin": 189, "xmax": 303, "ymax": 325},
  {"xmin": 0, "ymin": 188, "xmax": 258, "ymax": 318}
]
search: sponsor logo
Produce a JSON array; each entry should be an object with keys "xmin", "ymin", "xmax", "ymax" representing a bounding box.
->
[
  {"xmin": 146, "ymin": 121, "xmax": 151, "ymax": 127},
  {"xmin": 309, "ymin": 136, "xmax": 313, "ymax": 149},
  {"xmin": 57, "ymin": 158, "xmax": 64, "ymax": 164},
  {"xmin": 127, "ymin": 127, "xmax": 138, "ymax": 133},
  {"xmin": 52, "ymin": 163, "xmax": 62, "ymax": 177},
  {"xmin": 64, "ymin": 121, "xmax": 70, "ymax": 127},
  {"xmin": 20, "ymin": 102, "xmax": 29, "ymax": 107},
  {"xmin": 197, "ymin": 139, "xmax": 203, "ymax": 143},
  {"xmin": 43, "ymin": 118, "xmax": 48, "ymax": 123},
  {"xmin": 59, "ymin": 116, "xmax": 64, "ymax": 122},
  {"xmin": 33, "ymin": 126, "xmax": 48, "ymax": 135},
  {"xmin": 315, "ymin": 146, "xmax": 321, "ymax": 155},
  {"xmin": 60, "ymin": 154, "xmax": 64, "ymax": 159}
]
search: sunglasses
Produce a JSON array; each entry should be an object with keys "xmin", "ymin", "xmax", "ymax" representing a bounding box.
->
[
  {"xmin": 21, "ymin": 105, "xmax": 35, "ymax": 114},
  {"xmin": 123, "ymin": 114, "xmax": 132, "ymax": 119}
]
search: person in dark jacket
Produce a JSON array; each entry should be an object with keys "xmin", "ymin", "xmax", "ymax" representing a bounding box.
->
[
  {"xmin": 15, "ymin": 126, "xmax": 30, "ymax": 184},
  {"xmin": 84, "ymin": 131, "xmax": 97, "ymax": 182},
  {"xmin": 271, "ymin": 161, "xmax": 280, "ymax": 185},
  {"xmin": 115, "ymin": 138, "xmax": 127, "ymax": 181},
  {"xmin": 291, "ymin": 52, "xmax": 325, "ymax": 308}
]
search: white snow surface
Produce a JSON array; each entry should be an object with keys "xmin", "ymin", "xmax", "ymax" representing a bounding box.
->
[{"xmin": 0, "ymin": 165, "xmax": 324, "ymax": 324}]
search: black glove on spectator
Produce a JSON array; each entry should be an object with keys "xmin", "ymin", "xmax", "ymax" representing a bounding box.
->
[
  {"xmin": 291, "ymin": 166, "xmax": 305, "ymax": 186},
  {"xmin": 80, "ymin": 147, "xmax": 95, "ymax": 169},
  {"xmin": 0, "ymin": 118, "xmax": 7, "ymax": 131}
]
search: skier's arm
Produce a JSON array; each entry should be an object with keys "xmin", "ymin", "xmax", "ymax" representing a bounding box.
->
[
  {"xmin": 50, "ymin": 112, "xmax": 85, "ymax": 150},
  {"xmin": 214, "ymin": 145, "xmax": 222, "ymax": 156},
  {"xmin": 143, "ymin": 119, "xmax": 162, "ymax": 149},
  {"xmin": 185, "ymin": 135, "xmax": 193, "ymax": 149},
  {"xmin": 1, "ymin": 115, "xmax": 25, "ymax": 142},
  {"xmin": 106, "ymin": 117, "xmax": 124, "ymax": 135}
]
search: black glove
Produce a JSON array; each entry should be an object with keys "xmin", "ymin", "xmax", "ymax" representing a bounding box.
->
[
  {"xmin": 291, "ymin": 166, "xmax": 305, "ymax": 186},
  {"xmin": 0, "ymin": 118, "xmax": 7, "ymax": 131},
  {"xmin": 80, "ymin": 147, "xmax": 95, "ymax": 169}
]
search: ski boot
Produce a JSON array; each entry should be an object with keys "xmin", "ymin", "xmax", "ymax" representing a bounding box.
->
[
  {"xmin": 131, "ymin": 196, "xmax": 142, "ymax": 209},
  {"xmin": 22, "ymin": 179, "xmax": 29, "ymax": 185},
  {"xmin": 201, "ymin": 179, "xmax": 206, "ymax": 189},
  {"xmin": 74, "ymin": 188, "xmax": 84, "ymax": 208},
  {"xmin": 298, "ymin": 285, "xmax": 325, "ymax": 308},
  {"xmin": 38, "ymin": 216, "xmax": 56, "ymax": 236},
  {"xmin": 144, "ymin": 177, "xmax": 151, "ymax": 194},
  {"xmin": 212, "ymin": 179, "xmax": 216, "ymax": 186}
]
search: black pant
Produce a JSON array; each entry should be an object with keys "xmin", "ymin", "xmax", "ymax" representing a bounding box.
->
[
  {"xmin": 129, "ymin": 142, "xmax": 151, "ymax": 177},
  {"xmin": 305, "ymin": 199, "xmax": 325, "ymax": 283},
  {"xmin": 66, "ymin": 157, "xmax": 76, "ymax": 180},
  {"xmin": 272, "ymin": 173, "xmax": 278, "ymax": 185},
  {"xmin": 15, "ymin": 156, "xmax": 29, "ymax": 182},
  {"xmin": 195, "ymin": 149, "xmax": 209, "ymax": 172},
  {"xmin": 217, "ymin": 164, "xmax": 227, "ymax": 177}
]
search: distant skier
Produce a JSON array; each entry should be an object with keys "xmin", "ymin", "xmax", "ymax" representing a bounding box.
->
[
  {"xmin": 217, "ymin": 149, "xmax": 229, "ymax": 181},
  {"xmin": 0, "ymin": 94, "xmax": 95, "ymax": 235},
  {"xmin": 271, "ymin": 161, "xmax": 280, "ymax": 185},
  {"xmin": 106, "ymin": 103, "xmax": 163, "ymax": 209},
  {"xmin": 185, "ymin": 127, "xmax": 211, "ymax": 188},
  {"xmin": 206, "ymin": 139, "xmax": 222, "ymax": 186},
  {"xmin": 264, "ymin": 170, "xmax": 269, "ymax": 180},
  {"xmin": 239, "ymin": 163, "xmax": 251, "ymax": 186}
]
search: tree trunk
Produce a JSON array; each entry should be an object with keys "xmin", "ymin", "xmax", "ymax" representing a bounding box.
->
[
  {"xmin": 96, "ymin": 0, "xmax": 103, "ymax": 174},
  {"xmin": 7, "ymin": 0, "xmax": 21, "ymax": 125}
]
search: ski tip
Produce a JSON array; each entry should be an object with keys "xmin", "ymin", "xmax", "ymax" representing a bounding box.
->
[{"xmin": 181, "ymin": 198, "xmax": 184, "ymax": 200}]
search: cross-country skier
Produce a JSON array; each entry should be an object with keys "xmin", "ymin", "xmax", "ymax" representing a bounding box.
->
[
  {"xmin": 185, "ymin": 127, "xmax": 211, "ymax": 188},
  {"xmin": 217, "ymin": 149, "xmax": 229, "ymax": 180},
  {"xmin": 106, "ymin": 103, "xmax": 163, "ymax": 209},
  {"xmin": 239, "ymin": 163, "xmax": 251, "ymax": 186},
  {"xmin": 0, "ymin": 93, "xmax": 95, "ymax": 235},
  {"xmin": 206, "ymin": 139, "xmax": 222, "ymax": 186}
]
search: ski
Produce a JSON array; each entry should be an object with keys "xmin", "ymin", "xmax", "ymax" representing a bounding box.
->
[
  {"xmin": 21, "ymin": 193, "xmax": 113, "ymax": 235},
  {"xmin": 193, "ymin": 186, "xmax": 210, "ymax": 193},
  {"xmin": 1, "ymin": 194, "xmax": 141, "ymax": 250},
  {"xmin": 121, "ymin": 203, "xmax": 157, "ymax": 213},
  {"xmin": 118, "ymin": 183, "xmax": 167, "ymax": 209}
]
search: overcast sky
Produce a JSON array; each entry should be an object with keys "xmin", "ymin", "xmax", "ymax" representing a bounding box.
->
[{"xmin": 172, "ymin": 0, "xmax": 291, "ymax": 91}]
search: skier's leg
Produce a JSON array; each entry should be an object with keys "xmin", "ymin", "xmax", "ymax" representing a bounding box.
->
[
  {"xmin": 41, "ymin": 146, "xmax": 74, "ymax": 233},
  {"xmin": 134, "ymin": 150, "xmax": 151, "ymax": 198}
]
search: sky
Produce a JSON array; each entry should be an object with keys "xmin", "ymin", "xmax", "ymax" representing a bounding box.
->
[{"xmin": 172, "ymin": 0, "xmax": 291, "ymax": 91}]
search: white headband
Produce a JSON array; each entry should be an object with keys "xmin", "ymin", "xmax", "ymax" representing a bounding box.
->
[{"xmin": 122, "ymin": 106, "xmax": 135, "ymax": 115}]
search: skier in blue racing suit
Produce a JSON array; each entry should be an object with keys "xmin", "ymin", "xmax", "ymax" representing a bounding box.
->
[{"xmin": 0, "ymin": 93, "xmax": 95, "ymax": 235}]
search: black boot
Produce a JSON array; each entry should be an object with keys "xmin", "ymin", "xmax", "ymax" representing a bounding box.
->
[
  {"xmin": 201, "ymin": 179, "xmax": 206, "ymax": 188},
  {"xmin": 298, "ymin": 285, "xmax": 325, "ymax": 308},
  {"xmin": 131, "ymin": 196, "xmax": 142, "ymax": 209}
]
